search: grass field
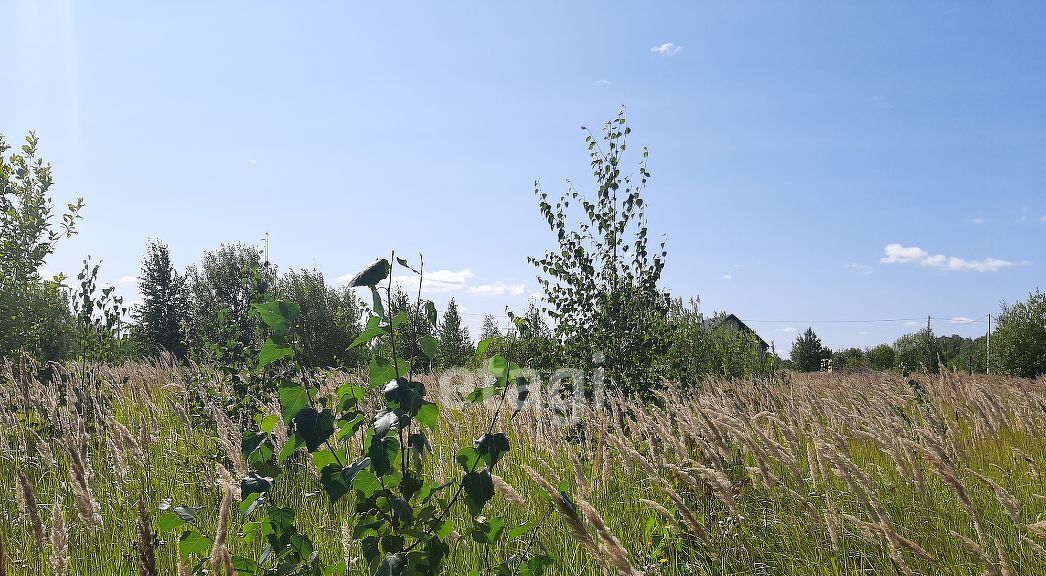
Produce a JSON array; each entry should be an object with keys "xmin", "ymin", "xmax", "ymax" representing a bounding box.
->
[{"xmin": 1, "ymin": 360, "xmax": 1044, "ymax": 575}]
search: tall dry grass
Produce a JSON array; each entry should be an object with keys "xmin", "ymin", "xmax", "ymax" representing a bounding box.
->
[{"xmin": 0, "ymin": 357, "xmax": 1043, "ymax": 574}]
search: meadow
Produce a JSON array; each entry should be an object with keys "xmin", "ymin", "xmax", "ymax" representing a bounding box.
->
[{"xmin": 1, "ymin": 358, "xmax": 1044, "ymax": 575}]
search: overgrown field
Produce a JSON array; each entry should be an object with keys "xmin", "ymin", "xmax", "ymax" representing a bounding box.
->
[{"xmin": 1, "ymin": 361, "xmax": 1045, "ymax": 575}]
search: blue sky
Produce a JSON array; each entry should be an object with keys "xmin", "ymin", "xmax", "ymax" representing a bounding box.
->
[{"xmin": 4, "ymin": 1, "xmax": 1044, "ymax": 351}]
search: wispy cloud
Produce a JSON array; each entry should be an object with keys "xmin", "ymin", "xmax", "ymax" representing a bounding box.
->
[
  {"xmin": 118, "ymin": 275, "xmax": 139, "ymax": 285},
  {"xmin": 594, "ymin": 79, "xmax": 611, "ymax": 86},
  {"xmin": 904, "ymin": 320, "xmax": 922, "ymax": 327},
  {"xmin": 949, "ymin": 316, "xmax": 978, "ymax": 325},
  {"xmin": 880, "ymin": 243, "xmax": 1021, "ymax": 272},
  {"xmin": 650, "ymin": 42, "xmax": 683, "ymax": 56},
  {"xmin": 776, "ymin": 326, "xmax": 796, "ymax": 333},
  {"xmin": 970, "ymin": 217, "xmax": 984, "ymax": 224},
  {"xmin": 844, "ymin": 263, "xmax": 872, "ymax": 274},
  {"xmin": 467, "ymin": 283, "xmax": 526, "ymax": 297},
  {"xmin": 722, "ymin": 274, "xmax": 733, "ymax": 280},
  {"xmin": 1040, "ymin": 214, "xmax": 1046, "ymax": 222}
]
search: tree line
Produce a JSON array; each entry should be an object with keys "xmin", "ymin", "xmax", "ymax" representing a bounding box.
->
[{"xmin": 4, "ymin": 115, "xmax": 1045, "ymax": 387}]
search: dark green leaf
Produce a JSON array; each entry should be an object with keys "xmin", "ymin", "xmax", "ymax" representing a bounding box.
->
[{"xmin": 349, "ymin": 258, "xmax": 391, "ymax": 288}]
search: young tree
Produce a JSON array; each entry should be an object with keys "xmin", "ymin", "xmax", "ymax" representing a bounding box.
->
[
  {"xmin": 867, "ymin": 343, "xmax": 896, "ymax": 370},
  {"xmin": 790, "ymin": 327, "xmax": 828, "ymax": 372},
  {"xmin": 894, "ymin": 328, "xmax": 941, "ymax": 373},
  {"xmin": 0, "ymin": 132, "xmax": 83, "ymax": 361},
  {"xmin": 132, "ymin": 240, "xmax": 189, "ymax": 358},
  {"xmin": 185, "ymin": 243, "xmax": 273, "ymax": 355},
  {"xmin": 436, "ymin": 298, "xmax": 473, "ymax": 368},
  {"xmin": 530, "ymin": 109, "xmax": 669, "ymax": 394},
  {"xmin": 992, "ymin": 289, "xmax": 1046, "ymax": 377},
  {"xmin": 278, "ymin": 268, "xmax": 364, "ymax": 369},
  {"xmin": 479, "ymin": 314, "xmax": 502, "ymax": 341}
]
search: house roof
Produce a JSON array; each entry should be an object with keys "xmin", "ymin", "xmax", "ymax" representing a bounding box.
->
[{"xmin": 718, "ymin": 314, "xmax": 770, "ymax": 352}]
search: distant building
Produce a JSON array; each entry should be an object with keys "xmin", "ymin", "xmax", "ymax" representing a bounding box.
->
[{"xmin": 713, "ymin": 314, "xmax": 770, "ymax": 354}]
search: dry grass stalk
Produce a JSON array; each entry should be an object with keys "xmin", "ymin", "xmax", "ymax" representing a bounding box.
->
[
  {"xmin": 51, "ymin": 502, "xmax": 69, "ymax": 576},
  {"xmin": 576, "ymin": 496, "xmax": 642, "ymax": 576},
  {"xmin": 210, "ymin": 475, "xmax": 234, "ymax": 573},
  {"xmin": 136, "ymin": 498, "xmax": 159, "ymax": 576},
  {"xmin": 491, "ymin": 473, "xmax": 528, "ymax": 508},
  {"xmin": 17, "ymin": 470, "xmax": 45, "ymax": 549},
  {"xmin": 521, "ymin": 464, "xmax": 598, "ymax": 555},
  {"xmin": 1029, "ymin": 520, "xmax": 1046, "ymax": 539}
]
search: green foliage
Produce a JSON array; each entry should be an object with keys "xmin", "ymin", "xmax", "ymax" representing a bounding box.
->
[
  {"xmin": 867, "ymin": 343, "xmax": 896, "ymax": 370},
  {"xmin": 659, "ymin": 301, "xmax": 772, "ymax": 383},
  {"xmin": 894, "ymin": 328, "xmax": 941, "ymax": 373},
  {"xmin": 530, "ymin": 109, "xmax": 669, "ymax": 394},
  {"xmin": 132, "ymin": 240, "xmax": 189, "ymax": 358},
  {"xmin": 0, "ymin": 131, "xmax": 83, "ymax": 362},
  {"xmin": 436, "ymin": 298, "xmax": 473, "ymax": 368},
  {"xmin": 832, "ymin": 347, "xmax": 867, "ymax": 370},
  {"xmin": 185, "ymin": 243, "xmax": 275, "ymax": 358},
  {"xmin": 790, "ymin": 327, "xmax": 829, "ymax": 372},
  {"xmin": 992, "ymin": 289, "xmax": 1046, "ymax": 377},
  {"xmin": 167, "ymin": 254, "xmax": 547, "ymax": 575},
  {"xmin": 70, "ymin": 257, "xmax": 129, "ymax": 363},
  {"xmin": 277, "ymin": 268, "xmax": 365, "ymax": 369}
]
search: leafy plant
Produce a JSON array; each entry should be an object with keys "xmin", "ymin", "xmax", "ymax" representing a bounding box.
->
[
  {"xmin": 163, "ymin": 254, "xmax": 549, "ymax": 575},
  {"xmin": 530, "ymin": 108, "xmax": 669, "ymax": 395}
]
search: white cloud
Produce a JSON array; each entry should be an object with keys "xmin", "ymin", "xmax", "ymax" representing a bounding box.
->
[
  {"xmin": 1040, "ymin": 214, "xmax": 1046, "ymax": 222},
  {"xmin": 904, "ymin": 321, "xmax": 922, "ymax": 327},
  {"xmin": 650, "ymin": 42, "xmax": 683, "ymax": 56},
  {"xmin": 594, "ymin": 79, "xmax": 611, "ymax": 86},
  {"xmin": 118, "ymin": 275, "xmax": 139, "ymax": 284},
  {"xmin": 879, "ymin": 243, "xmax": 1020, "ymax": 272},
  {"xmin": 467, "ymin": 283, "xmax": 526, "ymax": 297},
  {"xmin": 949, "ymin": 317, "xmax": 977, "ymax": 325},
  {"xmin": 722, "ymin": 274, "xmax": 733, "ymax": 280},
  {"xmin": 248, "ymin": 159, "xmax": 258, "ymax": 165},
  {"xmin": 776, "ymin": 326, "xmax": 796, "ymax": 333},
  {"xmin": 971, "ymin": 217, "xmax": 984, "ymax": 224}
]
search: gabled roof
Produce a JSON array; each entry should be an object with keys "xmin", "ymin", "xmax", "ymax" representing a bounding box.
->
[{"xmin": 717, "ymin": 313, "xmax": 770, "ymax": 352}]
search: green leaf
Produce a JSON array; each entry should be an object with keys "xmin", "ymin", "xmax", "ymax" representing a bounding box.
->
[
  {"xmin": 320, "ymin": 463, "xmax": 350, "ymax": 502},
  {"xmin": 462, "ymin": 470, "xmax": 495, "ymax": 516},
  {"xmin": 350, "ymin": 326, "xmax": 386, "ymax": 350},
  {"xmin": 294, "ymin": 407, "xmax": 335, "ymax": 452},
  {"xmin": 416, "ymin": 402, "xmax": 439, "ymax": 430},
  {"xmin": 456, "ymin": 446, "xmax": 479, "ymax": 472},
  {"xmin": 313, "ymin": 449, "xmax": 343, "ymax": 471},
  {"xmin": 353, "ymin": 468, "xmax": 381, "ymax": 498},
  {"xmin": 279, "ymin": 386, "xmax": 309, "ymax": 423},
  {"xmin": 376, "ymin": 553, "xmax": 405, "ymax": 576},
  {"xmin": 258, "ymin": 338, "xmax": 294, "ymax": 369},
  {"xmin": 260, "ymin": 414, "xmax": 279, "ymax": 434},
  {"xmin": 251, "ymin": 301, "xmax": 300, "ymax": 336},
  {"xmin": 156, "ymin": 511, "xmax": 186, "ymax": 532},
  {"xmin": 424, "ymin": 301, "xmax": 437, "ymax": 327},
  {"xmin": 474, "ymin": 433, "xmax": 510, "ymax": 467},
  {"xmin": 178, "ymin": 530, "xmax": 213, "ymax": 557},
  {"xmin": 279, "ymin": 432, "xmax": 302, "ymax": 462},
  {"xmin": 466, "ymin": 386, "xmax": 498, "ymax": 404},
  {"xmin": 476, "ymin": 338, "xmax": 496, "ymax": 358},
  {"xmin": 420, "ymin": 335, "xmax": 439, "ymax": 359},
  {"xmin": 349, "ymin": 258, "xmax": 391, "ymax": 287},
  {"xmin": 487, "ymin": 355, "xmax": 508, "ymax": 377}
]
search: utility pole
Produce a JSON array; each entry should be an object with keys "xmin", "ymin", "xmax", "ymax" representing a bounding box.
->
[
  {"xmin": 262, "ymin": 232, "xmax": 270, "ymax": 265},
  {"xmin": 986, "ymin": 313, "xmax": 991, "ymax": 375}
]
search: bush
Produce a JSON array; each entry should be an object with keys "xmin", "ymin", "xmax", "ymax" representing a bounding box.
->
[{"xmin": 992, "ymin": 289, "xmax": 1046, "ymax": 377}]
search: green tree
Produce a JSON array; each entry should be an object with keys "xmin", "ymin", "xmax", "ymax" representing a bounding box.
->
[
  {"xmin": 0, "ymin": 132, "xmax": 83, "ymax": 361},
  {"xmin": 278, "ymin": 268, "xmax": 364, "ymax": 369},
  {"xmin": 992, "ymin": 289, "xmax": 1046, "ymax": 377},
  {"xmin": 895, "ymin": 328, "xmax": 941, "ymax": 373},
  {"xmin": 530, "ymin": 109, "xmax": 669, "ymax": 394},
  {"xmin": 479, "ymin": 314, "xmax": 502, "ymax": 341},
  {"xmin": 436, "ymin": 297, "xmax": 473, "ymax": 368},
  {"xmin": 790, "ymin": 327, "xmax": 828, "ymax": 372},
  {"xmin": 867, "ymin": 343, "xmax": 896, "ymax": 370},
  {"xmin": 185, "ymin": 243, "xmax": 273, "ymax": 355},
  {"xmin": 132, "ymin": 240, "xmax": 189, "ymax": 358}
]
